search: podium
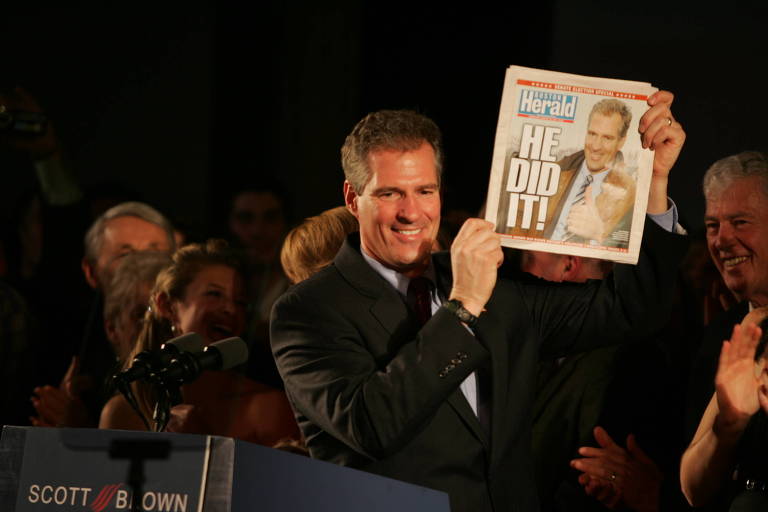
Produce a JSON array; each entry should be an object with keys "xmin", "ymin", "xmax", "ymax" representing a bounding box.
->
[{"xmin": 0, "ymin": 426, "xmax": 449, "ymax": 512}]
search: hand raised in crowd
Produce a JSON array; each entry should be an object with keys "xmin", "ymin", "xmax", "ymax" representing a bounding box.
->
[
  {"xmin": 640, "ymin": 90, "xmax": 686, "ymax": 215},
  {"xmin": 0, "ymin": 86, "xmax": 60, "ymax": 160},
  {"xmin": 30, "ymin": 356, "xmax": 93, "ymax": 427},
  {"xmin": 714, "ymin": 322, "xmax": 768, "ymax": 434},
  {"xmin": 571, "ymin": 426, "xmax": 662, "ymax": 512},
  {"xmin": 449, "ymin": 219, "xmax": 503, "ymax": 317},
  {"xmin": 640, "ymin": 90, "xmax": 685, "ymax": 180}
]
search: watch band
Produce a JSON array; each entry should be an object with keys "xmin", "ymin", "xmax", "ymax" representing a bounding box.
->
[{"xmin": 443, "ymin": 299, "xmax": 479, "ymax": 328}]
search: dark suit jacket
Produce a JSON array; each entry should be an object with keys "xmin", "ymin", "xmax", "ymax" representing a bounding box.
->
[{"xmin": 271, "ymin": 219, "xmax": 686, "ymax": 512}]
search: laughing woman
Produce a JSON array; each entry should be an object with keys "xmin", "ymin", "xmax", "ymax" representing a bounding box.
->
[{"xmin": 99, "ymin": 239, "xmax": 299, "ymax": 447}]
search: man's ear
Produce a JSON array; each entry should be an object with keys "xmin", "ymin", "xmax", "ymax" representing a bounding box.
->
[
  {"xmin": 81, "ymin": 258, "xmax": 99, "ymax": 289},
  {"xmin": 343, "ymin": 181, "xmax": 359, "ymax": 217},
  {"xmin": 562, "ymin": 255, "xmax": 583, "ymax": 282}
]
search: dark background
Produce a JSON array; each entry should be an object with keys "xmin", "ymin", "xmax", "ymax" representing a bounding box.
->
[{"xmin": 2, "ymin": 2, "xmax": 766, "ymax": 236}]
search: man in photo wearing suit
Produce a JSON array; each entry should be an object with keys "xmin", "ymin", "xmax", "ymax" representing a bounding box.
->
[
  {"xmin": 271, "ymin": 96, "xmax": 685, "ymax": 512},
  {"xmin": 500, "ymin": 99, "xmax": 637, "ymax": 248}
]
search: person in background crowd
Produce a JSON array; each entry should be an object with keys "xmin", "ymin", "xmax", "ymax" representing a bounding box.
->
[
  {"xmin": 228, "ymin": 182, "xmax": 291, "ymax": 389},
  {"xmin": 686, "ymin": 152, "xmax": 768, "ymax": 446},
  {"xmin": 100, "ymin": 239, "xmax": 299, "ymax": 447},
  {"xmin": 31, "ymin": 201, "xmax": 175, "ymax": 427},
  {"xmin": 103, "ymin": 251, "xmax": 172, "ymax": 363},
  {"xmin": 681, "ymin": 309, "xmax": 768, "ymax": 511},
  {"xmin": 280, "ymin": 206, "xmax": 358, "ymax": 285}
]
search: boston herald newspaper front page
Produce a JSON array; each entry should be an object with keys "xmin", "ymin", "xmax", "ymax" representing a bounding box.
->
[{"xmin": 484, "ymin": 66, "xmax": 657, "ymax": 264}]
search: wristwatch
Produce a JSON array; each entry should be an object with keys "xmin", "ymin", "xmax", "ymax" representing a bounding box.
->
[{"xmin": 443, "ymin": 299, "xmax": 479, "ymax": 328}]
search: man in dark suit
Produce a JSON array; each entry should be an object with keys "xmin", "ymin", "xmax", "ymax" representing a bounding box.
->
[
  {"xmin": 686, "ymin": 152, "xmax": 768, "ymax": 439},
  {"xmin": 271, "ymin": 96, "xmax": 685, "ymax": 512}
]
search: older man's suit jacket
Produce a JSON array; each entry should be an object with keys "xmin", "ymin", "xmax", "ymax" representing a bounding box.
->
[{"xmin": 271, "ymin": 219, "xmax": 686, "ymax": 512}]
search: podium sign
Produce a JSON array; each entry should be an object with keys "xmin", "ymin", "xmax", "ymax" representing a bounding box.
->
[
  {"xmin": 2, "ymin": 426, "xmax": 208, "ymax": 512},
  {"xmin": 1, "ymin": 426, "xmax": 449, "ymax": 512}
]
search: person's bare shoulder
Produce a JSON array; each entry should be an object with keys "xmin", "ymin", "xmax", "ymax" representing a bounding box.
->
[{"xmin": 99, "ymin": 394, "xmax": 147, "ymax": 431}]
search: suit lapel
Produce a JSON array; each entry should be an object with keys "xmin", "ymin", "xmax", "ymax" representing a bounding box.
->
[{"xmin": 335, "ymin": 236, "xmax": 411, "ymax": 337}]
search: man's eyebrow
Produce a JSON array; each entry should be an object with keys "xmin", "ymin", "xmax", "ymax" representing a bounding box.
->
[
  {"xmin": 725, "ymin": 212, "xmax": 756, "ymax": 220},
  {"xmin": 371, "ymin": 186, "xmax": 402, "ymax": 195},
  {"xmin": 705, "ymin": 211, "xmax": 754, "ymax": 221}
]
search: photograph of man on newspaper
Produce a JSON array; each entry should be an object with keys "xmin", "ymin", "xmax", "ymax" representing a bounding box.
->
[{"xmin": 497, "ymin": 98, "xmax": 637, "ymax": 249}]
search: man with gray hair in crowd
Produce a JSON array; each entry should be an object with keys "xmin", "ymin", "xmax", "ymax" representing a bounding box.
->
[
  {"xmin": 31, "ymin": 201, "xmax": 176, "ymax": 427},
  {"xmin": 81, "ymin": 201, "xmax": 175, "ymax": 291},
  {"xmin": 686, "ymin": 151, "xmax": 768, "ymax": 436}
]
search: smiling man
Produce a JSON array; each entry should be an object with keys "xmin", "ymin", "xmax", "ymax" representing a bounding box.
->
[
  {"xmin": 686, "ymin": 151, "xmax": 768, "ymax": 437},
  {"xmin": 704, "ymin": 154, "xmax": 768, "ymax": 306},
  {"xmin": 271, "ymin": 105, "xmax": 686, "ymax": 512},
  {"xmin": 548, "ymin": 99, "xmax": 636, "ymax": 246},
  {"xmin": 344, "ymin": 142, "xmax": 440, "ymax": 276}
]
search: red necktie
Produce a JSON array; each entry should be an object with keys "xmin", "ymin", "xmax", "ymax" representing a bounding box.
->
[{"xmin": 407, "ymin": 277, "xmax": 432, "ymax": 325}]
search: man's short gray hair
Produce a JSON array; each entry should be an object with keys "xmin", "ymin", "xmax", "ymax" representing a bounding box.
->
[
  {"xmin": 341, "ymin": 109, "xmax": 443, "ymax": 195},
  {"xmin": 83, "ymin": 201, "xmax": 175, "ymax": 265},
  {"xmin": 589, "ymin": 99, "xmax": 632, "ymax": 138},
  {"xmin": 104, "ymin": 251, "xmax": 171, "ymax": 326},
  {"xmin": 702, "ymin": 151, "xmax": 768, "ymax": 199}
]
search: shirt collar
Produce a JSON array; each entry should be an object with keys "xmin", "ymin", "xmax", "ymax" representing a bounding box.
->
[{"xmin": 360, "ymin": 248, "xmax": 436, "ymax": 298}]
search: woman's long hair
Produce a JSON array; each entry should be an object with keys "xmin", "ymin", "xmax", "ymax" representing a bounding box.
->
[{"xmin": 124, "ymin": 239, "xmax": 244, "ymax": 423}]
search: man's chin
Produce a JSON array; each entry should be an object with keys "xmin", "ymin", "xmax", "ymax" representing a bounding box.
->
[
  {"xmin": 723, "ymin": 277, "xmax": 748, "ymax": 300},
  {"xmin": 390, "ymin": 254, "xmax": 431, "ymax": 276}
]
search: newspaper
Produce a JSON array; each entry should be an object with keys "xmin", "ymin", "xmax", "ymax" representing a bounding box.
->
[{"xmin": 484, "ymin": 66, "xmax": 658, "ymax": 264}]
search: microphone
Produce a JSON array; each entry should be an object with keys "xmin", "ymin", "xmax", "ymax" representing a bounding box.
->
[
  {"xmin": 114, "ymin": 332, "xmax": 204, "ymax": 385},
  {"xmin": 151, "ymin": 337, "xmax": 249, "ymax": 387}
]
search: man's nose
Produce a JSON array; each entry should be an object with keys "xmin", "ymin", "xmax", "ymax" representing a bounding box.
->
[
  {"xmin": 397, "ymin": 195, "xmax": 420, "ymax": 222},
  {"xmin": 715, "ymin": 223, "xmax": 736, "ymax": 249}
]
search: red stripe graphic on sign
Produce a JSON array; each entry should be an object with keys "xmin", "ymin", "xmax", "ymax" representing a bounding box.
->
[
  {"xmin": 516, "ymin": 79, "xmax": 648, "ymax": 100},
  {"xmin": 89, "ymin": 486, "xmax": 112, "ymax": 510},
  {"xmin": 90, "ymin": 484, "xmax": 122, "ymax": 512}
]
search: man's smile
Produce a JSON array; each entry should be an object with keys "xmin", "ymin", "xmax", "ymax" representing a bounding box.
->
[
  {"xmin": 722, "ymin": 255, "xmax": 749, "ymax": 268},
  {"xmin": 393, "ymin": 227, "xmax": 423, "ymax": 236}
]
